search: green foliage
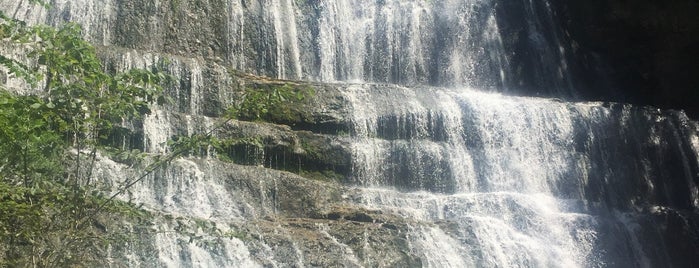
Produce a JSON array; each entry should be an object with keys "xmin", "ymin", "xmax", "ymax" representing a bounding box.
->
[
  {"xmin": 29, "ymin": 23, "xmax": 164, "ymax": 138},
  {"xmin": 224, "ymin": 229, "xmax": 251, "ymax": 241},
  {"xmin": 0, "ymin": 180, "xmax": 150, "ymax": 267},
  {"xmin": 230, "ymin": 83, "xmax": 315, "ymax": 122},
  {"xmin": 0, "ymin": 92, "xmax": 65, "ymax": 184},
  {"xmin": 1, "ymin": 5, "xmax": 315, "ymax": 265},
  {"xmin": 0, "ymin": 10, "xmax": 165, "ymax": 267}
]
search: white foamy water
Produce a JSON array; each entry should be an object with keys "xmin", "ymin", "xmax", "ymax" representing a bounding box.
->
[
  {"xmin": 342, "ymin": 85, "xmax": 699, "ymax": 266},
  {"xmin": 350, "ymin": 188, "xmax": 596, "ymax": 267}
]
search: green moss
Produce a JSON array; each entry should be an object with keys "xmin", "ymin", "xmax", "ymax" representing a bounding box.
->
[
  {"xmin": 211, "ymin": 137, "xmax": 265, "ymax": 166},
  {"xmin": 229, "ymin": 81, "xmax": 315, "ymax": 124},
  {"xmin": 299, "ymin": 170, "xmax": 344, "ymax": 182},
  {"xmin": 300, "ymin": 140, "xmax": 319, "ymax": 159},
  {"xmin": 224, "ymin": 228, "xmax": 252, "ymax": 242},
  {"xmin": 336, "ymin": 129, "xmax": 350, "ymax": 136},
  {"xmin": 170, "ymin": 0, "xmax": 181, "ymax": 10}
]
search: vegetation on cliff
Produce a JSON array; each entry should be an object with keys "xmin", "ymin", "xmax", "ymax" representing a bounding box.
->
[
  {"xmin": 0, "ymin": 9, "xmax": 166, "ymax": 266},
  {"xmin": 0, "ymin": 6, "xmax": 332, "ymax": 265}
]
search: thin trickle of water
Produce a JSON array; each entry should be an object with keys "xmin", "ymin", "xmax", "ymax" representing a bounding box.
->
[
  {"xmin": 613, "ymin": 212, "xmax": 653, "ymax": 268},
  {"xmin": 1, "ymin": 0, "xmax": 116, "ymax": 45},
  {"xmin": 226, "ymin": 1, "xmax": 245, "ymax": 67},
  {"xmin": 90, "ymin": 155, "xmax": 266, "ymax": 266},
  {"xmin": 317, "ymin": 223, "xmax": 364, "ymax": 267},
  {"xmin": 152, "ymin": 221, "xmax": 260, "ymax": 268},
  {"xmin": 268, "ymin": 0, "xmax": 302, "ymax": 79},
  {"xmin": 483, "ymin": 13, "xmax": 509, "ymax": 86},
  {"xmin": 691, "ymin": 125, "xmax": 699, "ymax": 209},
  {"xmin": 409, "ymin": 225, "xmax": 472, "ymax": 268},
  {"xmin": 143, "ymin": 109, "xmax": 172, "ymax": 154},
  {"xmin": 692, "ymin": 126, "xmax": 699, "ymax": 158},
  {"xmin": 523, "ymin": 0, "xmax": 575, "ymax": 93},
  {"xmin": 289, "ymin": 236, "xmax": 306, "ymax": 267}
]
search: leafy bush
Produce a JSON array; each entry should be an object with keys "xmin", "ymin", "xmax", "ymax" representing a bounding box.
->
[
  {"xmin": 0, "ymin": 10, "xmax": 165, "ymax": 266},
  {"xmin": 231, "ymin": 83, "xmax": 315, "ymax": 122}
]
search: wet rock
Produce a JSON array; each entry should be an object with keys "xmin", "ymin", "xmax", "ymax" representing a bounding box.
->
[
  {"xmin": 237, "ymin": 212, "xmax": 422, "ymax": 267},
  {"xmin": 548, "ymin": 0, "xmax": 699, "ymax": 119}
]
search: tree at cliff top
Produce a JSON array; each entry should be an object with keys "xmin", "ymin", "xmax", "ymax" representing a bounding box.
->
[{"xmin": 0, "ymin": 9, "xmax": 167, "ymax": 266}]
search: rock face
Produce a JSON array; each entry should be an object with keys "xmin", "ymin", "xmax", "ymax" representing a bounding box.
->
[
  {"xmin": 547, "ymin": 0, "xmax": 699, "ymax": 119},
  {"xmin": 2, "ymin": 0, "xmax": 699, "ymax": 267},
  {"xmin": 94, "ymin": 157, "xmax": 424, "ymax": 267}
]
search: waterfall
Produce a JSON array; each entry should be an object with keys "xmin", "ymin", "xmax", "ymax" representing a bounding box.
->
[
  {"xmin": 313, "ymin": 0, "xmax": 512, "ymax": 88},
  {"xmin": 343, "ymin": 84, "xmax": 699, "ymax": 266},
  {"xmin": 1, "ymin": 0, "xmax": 574, "ymax": 94},
  {"xmin": 2, "ymin": 0, "xmax": 698, "ymax": 267}
]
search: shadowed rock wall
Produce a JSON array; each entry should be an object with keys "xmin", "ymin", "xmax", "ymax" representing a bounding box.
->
[{"xmin": 548, "ymin": 0, "xmax": 699, "ymax": 119}]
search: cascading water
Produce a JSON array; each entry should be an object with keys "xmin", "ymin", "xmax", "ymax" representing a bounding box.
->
[
  {"xmin": 2, "ymin": 0, "xmax": 698, "ymax": 267},
  {"xmin": 343, "ymin": 85, "xmax": 699, "ymax": 266},
  {"xmin": 1, "ymin": 0, "xmax": 574, "ymax": 94}
]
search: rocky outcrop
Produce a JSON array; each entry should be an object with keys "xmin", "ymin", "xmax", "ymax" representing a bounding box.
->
[
  {"xmin": 94, "ymin": 154, "xmax": 430, "ymax": 267},
  {"xmin": 214, "ymin": 119, "xmax": 353, "ymax": 181},
  {"xmin": 96, "ymin": 47, "xmax": 356, "ymax": 181}
]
